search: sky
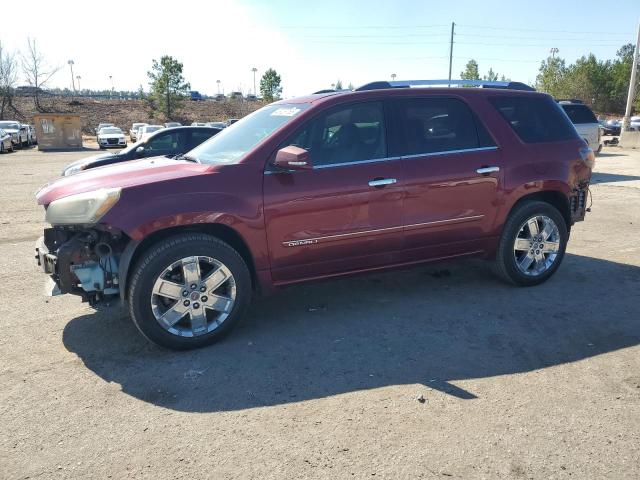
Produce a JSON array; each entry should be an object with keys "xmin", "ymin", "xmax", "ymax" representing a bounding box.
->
[{"xmin": 1, "ymin": 0, "xmax": 638, "ymax": 98}]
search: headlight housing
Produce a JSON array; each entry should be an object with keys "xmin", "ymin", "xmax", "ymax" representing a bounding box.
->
[{"xmin": 45, "ymin": 188, "xmax": 121, "ymax": 225}]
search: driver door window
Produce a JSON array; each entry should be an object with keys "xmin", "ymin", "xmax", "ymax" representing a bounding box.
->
[{"xmin": 285, "ymin": 102, "xmax": 387, "ymax": 167}]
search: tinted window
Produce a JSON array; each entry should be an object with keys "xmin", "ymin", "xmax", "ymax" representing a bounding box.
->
[
  {"xmin": 282, "ymin": 102, "xmax": 386, "ymax": 167},
  {"xmin": 561, "ymin": 104, "xmax": 598, "ymax": 124},
  {"xmin": 490, "ymin": 96, "xmax": 579, "ymax": 143},
  {"xmin": 146, "ymin": 131, "xmax": 186, "ymax": 152},
  {"xmin": 394, "ymin": 98, "xmax": 495, "ymax": 155},
  {"xmin": 392, "ymin": 98, "xmax": 490, "ymax": 156},
  {"xmin": 189, "ymin": 130, "xmax": 216, "ymax": 149}
]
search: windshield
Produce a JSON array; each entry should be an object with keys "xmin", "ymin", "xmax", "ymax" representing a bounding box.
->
[
  {"xmin": 144, "ymin": 126, "xmax": 162, "ymax": 133},
  {"xmin": 100, "ymin": 128, "xmax": 122, "ymax": 134},
  {"xmin": 0, "ymin": 121, "xmax": 20, "ymax": 129},
  {"xmin": 188, "ymin": 104, "xmax": 310, "ymax": 164}
]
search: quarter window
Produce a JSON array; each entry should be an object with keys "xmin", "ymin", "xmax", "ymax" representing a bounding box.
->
[
  {"xmin": 392, "ymin": 98, "xmax": 491, "ymax": 156},
  {"xmin": 282, "ymin": 102, "xmax": 386, "ymax": 167}
]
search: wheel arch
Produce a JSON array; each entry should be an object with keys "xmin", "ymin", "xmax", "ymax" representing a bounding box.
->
[
  {"xmin": 507, "ymin": 190, "xmax": 571, "ymax": 229},
  {"xmin": 119, "ymin": 223, "xmax": 259, "ymax": 301}
]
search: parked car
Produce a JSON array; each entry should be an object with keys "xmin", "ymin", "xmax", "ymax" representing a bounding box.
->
[
  {"xmin": 0, "ymin": 121, "xmax": 27, "ymax": 148},
  {"xmin": 27, "ymin": 125, "xmax": 37, "ymax": 145},
  {"xmin": 129, "ymin": 123, "xmax": 148, "ymax": 142},
  {"xmin": 61, "ymin": 126, "xmax": 222, "ymax": 175},
  {"xmin": 245, "ymin": 94, "xmax": 257, "ymax": 101},
  {"xmin": 206, "ymin": 122, "xmax": 226, "ymax": 129},
  {"xmin": 557, "ymin": 100, "xmax": 602, "ymax": 153},
  {"xmin": 97, "ymin": 127, "xmax": 127, "ymax": 149},
  {"xmin": 35, "ymin": 81, "xmax": 593, "ymax": 350},
  {"xmin": 602, "ymin": 119, "xmax": 621, "ymax": 136},
  {"xmin": 137, "ymin": 125, "xmax": 164, "ymax": 142},
  {"xmin": 630, "ymin": 116, "xmax": 640, "ymax": 131},
  {"xmin": 189, "ymin": 91, "xmax": 203, "ymax": 101},
  {"xmin": 225, "ymin": 118, "xmax": 239, "ymax": 127},
  {"xmin": 214, "ymin": 94, "xmax": 226, "ymax": 102},
  {"xmin": 165, "ymin": 122, "xmax": 182, "ymax": 128},
  {"xmin": 228, "ymin": 91, "xmax": 243, "ymax": 100},
  {"xmin": 0, "ymin": 129, "xmax": 14, "ymax": 153},
  {"xmin": 191, "ymin": 122, "xmax": 208, "ymax": 126}
]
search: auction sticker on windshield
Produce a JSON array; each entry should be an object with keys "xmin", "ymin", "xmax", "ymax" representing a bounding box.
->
[{"xmin": 270, "ymin": 107, "xmax": 301, "ymax": 117}]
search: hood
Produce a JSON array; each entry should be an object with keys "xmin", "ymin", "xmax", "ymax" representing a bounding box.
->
[
  {"xmin": 3, "ymin": 128, "xmax": 19, "ymax": 134},
  {"xmin": 37, "ymin": 156, "xmax": 212, "ymax": 205},
  {"xmin": 98, "ymin": 133, "xmax": 125, "ymax": 139}
]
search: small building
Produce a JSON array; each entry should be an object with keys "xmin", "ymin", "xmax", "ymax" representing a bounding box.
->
[{"xmin": 33, "ymin": 113, "xmax": 83, "ymax": 150}]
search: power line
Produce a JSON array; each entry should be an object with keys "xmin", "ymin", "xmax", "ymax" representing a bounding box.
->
[
  {"xmin": 279, "ymin": 24, "xmax": 449, "ymax": 30},
  {"xmin": 457, "ymin": 32, "xmax": 632, "ymax": 42},
  {"xmin": 458, "ymin": 24, "xmax": 634, "ymax": 36}
]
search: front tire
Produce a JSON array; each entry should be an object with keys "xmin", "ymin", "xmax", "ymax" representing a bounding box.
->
[
  {"xmin": 128, "ymin": 234, "xmax": 252, "ymax": 350},
  {"xmin": 495, "ymin": 201, "xmax": 568, "ymax": 286}
]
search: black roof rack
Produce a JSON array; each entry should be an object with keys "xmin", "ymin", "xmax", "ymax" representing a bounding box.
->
[{"xmin": 355, "ymin": 79, "xmax": 535, "ymax": 92}]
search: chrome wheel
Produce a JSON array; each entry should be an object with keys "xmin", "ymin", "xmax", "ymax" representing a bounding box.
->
[
  {"xmin": 150, "ymin": 256, "xmax": 236, "ymax": 337},
  {"xmin": 513, "ymin": 215, "xmax": 560, "ymax": 276}
]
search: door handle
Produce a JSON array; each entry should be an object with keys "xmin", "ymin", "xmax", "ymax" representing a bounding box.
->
[
  {"xmin": 476, "ymin": 166, "xmax": 500, "ymax": 174},
  {"xmin": 368, "ymin": 178, "xmax": 397, "ymax": 187}
]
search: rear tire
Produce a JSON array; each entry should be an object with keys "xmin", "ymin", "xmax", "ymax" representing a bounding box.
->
[
  {"xmin": 495, "ymin": 201, "xmax": 568, "ymax": 286},
  {"xmin": 128, "ymin": 233, "xmax": 252, "ymax": 350}
]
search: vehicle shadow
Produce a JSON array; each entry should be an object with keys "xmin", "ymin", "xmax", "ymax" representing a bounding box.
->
[
  {"xmin": 591, "ymin": 172, "xmax": 640, "ymax": 184},
  {"xmin": 63, "ymin": 253, "xmax": 640, "ymax": 412}
]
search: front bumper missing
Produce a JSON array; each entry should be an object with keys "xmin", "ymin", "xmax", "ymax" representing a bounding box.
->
[
  {"xmin": 35, "ymin": 229, "xmax": 122, "ymax": 304},
  {"xmin": 35, "ymin": 236, "xmax": 61, "ymax": 296}
]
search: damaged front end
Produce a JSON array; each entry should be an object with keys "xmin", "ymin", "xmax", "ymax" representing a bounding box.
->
[{"xmin": 35, "ymin": 226, "xmax": 126, "ymax": 305}]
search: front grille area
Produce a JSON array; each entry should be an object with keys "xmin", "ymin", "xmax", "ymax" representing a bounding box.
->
[{"xmin": 107, "ymin": 138, "xmax": 118, "ymax": 145}]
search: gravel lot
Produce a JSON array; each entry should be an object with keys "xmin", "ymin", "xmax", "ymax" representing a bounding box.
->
[{"xmin": 1, "ymin": 143, "xmax": 639, "ymax": 479}]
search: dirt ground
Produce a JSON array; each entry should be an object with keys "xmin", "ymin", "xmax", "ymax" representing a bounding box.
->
[{"xmin": 0, "ymin": 141, "xmax": 639, "ymax": 479}]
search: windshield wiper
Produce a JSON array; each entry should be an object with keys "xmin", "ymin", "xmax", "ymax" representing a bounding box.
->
[{"xmin": 172, "ymin": 154, "xmax": 200, "ymax": 163}]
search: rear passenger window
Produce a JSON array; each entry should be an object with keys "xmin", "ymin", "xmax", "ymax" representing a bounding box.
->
[
  {"xmin": 490, "ymin": 96, "xmax": 579, "ymax": 143},
  {"xmin": 189, "ymin": 130, "xmax": 215, "ymax": 149},
  {"xmin": 561, "ymin": 104, "xmax": 598, "ymax": 124},
  {"xmin": 392, "ymin": 98, "xmax": 494, "ymax": 156},
  {"xmin": 282, "ymin": 102, "xmax": 386, "ymax": 167}
]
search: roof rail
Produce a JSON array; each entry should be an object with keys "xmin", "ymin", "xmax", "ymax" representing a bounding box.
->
[
  {"xmin": 312, "ymin": 88, "xmax": 352, "ymax": 94},
  {"xmin": 556, "ymin": 98, "xmax": 584, "ymax": 104},
  {"xmin": 355, "ymin": 79, "xmax": 535, "ymax": 92}
]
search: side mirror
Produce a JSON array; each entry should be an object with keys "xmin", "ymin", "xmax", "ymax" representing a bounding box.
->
[
  {"xmin": 135, "ymin": 146, "xmax": 145, "ymax": 157},
  {"xmin": 273, "ymin": 145, "xmax": 312, "ymax": 170}
]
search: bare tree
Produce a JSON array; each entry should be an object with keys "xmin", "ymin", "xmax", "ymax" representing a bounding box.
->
[
  {"xmin": 21, "ymin": 38, "xmax": 60, "ymax": 111},
  {"xmin": 0, "ymin": 41, "xmax": 19, "ymax": 118}
]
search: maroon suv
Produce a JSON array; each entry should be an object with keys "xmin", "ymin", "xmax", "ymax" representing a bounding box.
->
[{"xmin": 35, "ymin": 81, "xmax": 593, "ymax": 349}]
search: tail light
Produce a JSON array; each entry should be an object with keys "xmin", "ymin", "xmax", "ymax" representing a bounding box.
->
[{"xmin": 579, "ymin": 146, "xmax": 595, "ymax": 169}]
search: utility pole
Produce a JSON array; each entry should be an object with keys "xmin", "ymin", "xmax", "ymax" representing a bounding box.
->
[
  {"xmin": 67, "ymin": 60, "xmax": 76, "ymax": 93},
  {"xmin": 623, "ymin": 20, "xmax": 640, "ymax": 131},
  {"xmin": 76, "ymin": 75, "xmax": 81, "ymax": 91},
  {"xmin": 251, "ymin": 67, "xmax": 257, "ymax": 95},
  {"xmin": 391, "ymin": 73, "xmax": 397, "ymax": 82},
  {"xmin": 448, "ymin": 22, "xmax": 455, "ymax": 83}
]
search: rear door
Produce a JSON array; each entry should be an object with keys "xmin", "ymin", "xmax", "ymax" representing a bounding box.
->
[
  {"xmin": 389, "ymin": 96, "xmax": 502, "ymax": 260},
  {"xmin": 263, "ymin": 101, "xmax": 404, "ymax": 283}
]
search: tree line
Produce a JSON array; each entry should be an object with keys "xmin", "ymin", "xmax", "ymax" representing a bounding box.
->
[
  {"xmin": 536, "ymin": 44, "xmax": 636, "ymax": 114},
  {"xmin": 461, "ymin": 43, "xmax": 637, "ymax": 115}
]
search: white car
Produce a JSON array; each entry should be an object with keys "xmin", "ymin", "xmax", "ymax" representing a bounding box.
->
[
  {"xmin": 97, "ymin": 127, "xmax": 127, "ymax": 149},
  {"xmin": 129, "ymin": 122, "xmax": 148, "ymax": 142},
  {"xmin": 558, "ymin": 101, "xmax": 602, "ymax": 153},
  {"xmin": 191, "ymin": 122, "xmax": 207, "ymax": 126},
  {"xmin": 630, "ymin": 116, "xmax": 640, "ymax": 131},
  {"xmin": 0, "ymin": 121, "xmax": 27, "ymax": 148},
  {"xmin": 164, "ymin": 122, "xmax": 182, "ymax": 128},
  {"xmin": 137, "ymin": 125, "xmax": 164, "ymax": 142}
]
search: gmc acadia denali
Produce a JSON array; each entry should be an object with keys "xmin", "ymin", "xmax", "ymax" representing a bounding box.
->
[{"xmin": 35, "ymin": 80, "xmax": 593, "ymax": 350}]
